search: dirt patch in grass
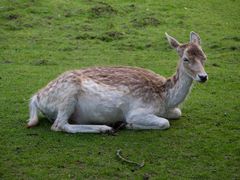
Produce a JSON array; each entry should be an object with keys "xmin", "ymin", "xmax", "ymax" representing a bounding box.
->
[
  {"xmin": 59, "ymin": 46, "xmax": 79, "ymax": 51},
  {"xmin": 23, "ymin": 23, "xmax": 33, "ymax": 28},
  {"xmin": 31, "ymin": 59, "xmax": 56, "ymax": 66},
  {"xmin": 1, "ymin": 60, "xmax": 13, "ymax": 64},
  {"xmin": 123, "ymin": 4, "xmax": 137, "ymax": 13},
  {"xmin": 212, "ymin": 63, "xmax": 221, "ymax": 67},
  {"xmin": 223, "ymin": 36, "xmax": 240, "ymax": 42},
  {"xmin": 99, "ymin": 31, "xmax": 124, "ymax": 42},
  {"xmin": 81, "ymin": 24, "xmax": 93, "ymax": 31},
  {"xmin": 75, "ymin": 33, "xmax": 97, "ymax": 40},
  {"xmin": 221, "ymin": 46, "xmax": 240, "ymax": 51},
  {"xmin": 75, "ymin": 31, "xmax": 124, "ymax": 42},
  {"xmin": 90, "ymin": 2, "xmax": 117, "ymax": 17},
  {"xmin": 131, "ymin": 16, "xmax": 161, "ymax": 27},
  {"xmin": 208, "ymin": 43, "xmax": 240, "ymax": 51},
  {"xmin": 209, "ymin": 44, "xmax": 221, "ymax": 49},
  {"xmin": 229, "ymin": 46, "xmax": 240, "ymax": 51},
  {"xmin": 117, "ymin": 40, "xmax": 162, "ymax": 51},
  {"xmin": 64, "ymin": 9, "xmax": 83, "ymax": 18},
  {"xmin": 5, "ymin": 14, "xmax": 20, "ymax": 20}
]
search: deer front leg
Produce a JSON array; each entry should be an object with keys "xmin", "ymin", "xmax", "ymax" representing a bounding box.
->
[
  {"xmin": 126, "ymin": 112, "xmax": 170, "ymax": 130},
  {"xmin": 61, "ymin": 124, "xmax": 113, "ymax": 133}
]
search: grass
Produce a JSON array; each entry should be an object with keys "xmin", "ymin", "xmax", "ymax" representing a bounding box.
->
[{"xmin": 0, "ymin": 0, "xmax": 239, "ymax": 179}]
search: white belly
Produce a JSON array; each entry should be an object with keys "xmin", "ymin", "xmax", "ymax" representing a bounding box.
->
[
  {"xmin": 70, "ymin": 99, "xmax": 125, "ymax": 125},
  {"xmin": 70, "ymin": 80, "xmax": 129, "ymax": 125}
]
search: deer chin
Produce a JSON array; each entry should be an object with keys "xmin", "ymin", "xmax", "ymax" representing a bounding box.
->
[{"xmin": 195, "ymin": 78, "xmax": 205, "ymax": 83}]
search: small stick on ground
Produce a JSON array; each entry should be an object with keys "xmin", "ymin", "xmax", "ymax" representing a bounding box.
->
[{"xmin": 116, "ymin": 149, "xmax": 145, "ymax": 169}]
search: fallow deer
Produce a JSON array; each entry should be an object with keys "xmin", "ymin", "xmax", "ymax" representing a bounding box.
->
[{"xmin": 27, "ymin": 32, "xmax": 208, "ymax": 133}]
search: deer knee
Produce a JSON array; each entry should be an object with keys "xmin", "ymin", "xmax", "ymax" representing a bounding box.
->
[
  {"xmin": 160, "ymin": 119, "xmax": 170, "ymax": 129},
  {"xmin": 166, "ymin": 108, "xmax": 182, "ymax": 120}
]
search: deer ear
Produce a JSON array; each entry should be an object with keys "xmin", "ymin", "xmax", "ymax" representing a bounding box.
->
[
  {"xmin": 165, "ymin": 32, "xmax": 180, "ymax": 49},
  {"xmin": 190, "ymin": 31, "xmax": 201, "ymax": 45}
]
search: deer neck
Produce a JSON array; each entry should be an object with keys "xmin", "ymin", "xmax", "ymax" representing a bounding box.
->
[{"xmin": 166, "ymin": 63, "xmax": 193, "ymax": 108}]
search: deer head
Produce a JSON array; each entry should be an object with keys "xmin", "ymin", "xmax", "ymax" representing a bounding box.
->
[{"xmin": 165, "ymin": 32, "xmax": 208, "ymax": 83}]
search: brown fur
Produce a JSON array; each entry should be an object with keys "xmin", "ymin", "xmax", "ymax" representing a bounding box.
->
[
  {"xmin": 80, "ymin": 67, "xmax": 167, "ymax": 101},
  {"xmin": 187, "ymin": 43, "xmax": 205, "ymax": 60},
  {"xmin": 37, "ymin": 66, "xmax": 168, "ymax": 102},
  {"xmin": 177, "ymin": 43, "xmax": 205, "ymax": 60}
]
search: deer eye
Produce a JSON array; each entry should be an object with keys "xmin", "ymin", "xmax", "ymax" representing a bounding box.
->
[{"xmin": 183, "ymin": 58, "xmax": 189, "ymax": 62}]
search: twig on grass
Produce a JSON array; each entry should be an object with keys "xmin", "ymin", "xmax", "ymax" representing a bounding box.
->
[{"xmin": 116, "ymin": 149, "xmax": 145, "ymax": 169}]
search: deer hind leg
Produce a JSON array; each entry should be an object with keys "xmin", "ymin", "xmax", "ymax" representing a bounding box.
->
[
  {"xmin": 52, "ymin": 115, "xmax": 113, "ymax": 133},
  {"xmin": 126, "ymin": 113, "xmax": 170, "ymax": 130},
  {"xmin": 51, "ymin": 106, "xmax": 113, "ymax": 134},
  {"xmin": 165, "ymin": 108, "xmax": 182, "ymax": 120}
]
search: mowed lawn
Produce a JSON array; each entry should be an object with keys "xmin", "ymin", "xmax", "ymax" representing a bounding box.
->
[{"xmin": 0, "ymin": 0, "xmax": 239, "ymax": 179}]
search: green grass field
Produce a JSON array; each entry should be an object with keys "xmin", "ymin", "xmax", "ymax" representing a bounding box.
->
[{"xmin": 0, "ymin": 0, "xmax": 239, "ymax": 179}]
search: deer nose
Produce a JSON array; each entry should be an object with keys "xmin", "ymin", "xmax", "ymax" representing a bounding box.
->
[{"xmin": 198, "ymin": 74, "xmax": 208, "ymax": 82}]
